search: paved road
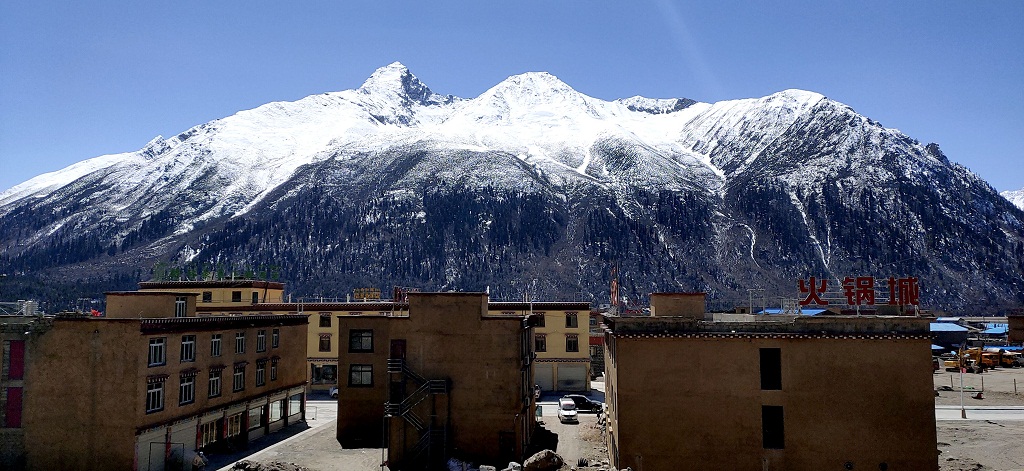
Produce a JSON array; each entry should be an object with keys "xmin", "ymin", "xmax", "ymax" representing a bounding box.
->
[
  {"xmin": 211, "ymin": 398, "xmax": 343, "ymax": 471},
  {"xmin": 936, "ymin": 405, "xmax": 1024, "ymax": 421}
]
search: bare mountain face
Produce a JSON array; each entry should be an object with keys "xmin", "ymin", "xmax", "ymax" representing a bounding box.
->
[{"xmin": 2, "ymin": 63, "xmax": 1023, "ymax": 313}]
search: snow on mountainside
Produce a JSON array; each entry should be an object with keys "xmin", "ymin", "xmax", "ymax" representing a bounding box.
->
[
  {"xmin": 1004, "ymin": 188, "xmax": 1024, "ymax": 210},
  {"xmin": 1, "ymin": 62, "xmax": 1023, "ymax": 313}
]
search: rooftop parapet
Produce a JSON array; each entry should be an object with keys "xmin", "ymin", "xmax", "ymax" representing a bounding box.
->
[{"xmin": 604, "ymin": 314, "xmax": 932, "ymax": 337}]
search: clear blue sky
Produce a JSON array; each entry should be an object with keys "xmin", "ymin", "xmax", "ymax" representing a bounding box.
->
[{"xmin": 1, "ymin": 1, "xmax": 1021, "ymax": 192}]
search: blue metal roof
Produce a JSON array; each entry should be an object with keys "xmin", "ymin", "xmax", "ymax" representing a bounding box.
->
[
  {"xmin": 985, "ymin": 323, "xmax": 1009, "ymax": 329},
  {"xmin": 756, "ymin": 308, "xmax": 828, "ymax": 316},
  {"xmin": 931, "ymin": 344, "xmax": 944, "ymax": 350},
  {"xmin": 930, "ymin": 322, "xmax": 968, "ymax": 332},
  {"xmin": 982, "ymin": 326, "xmax": 1008, "ymax": 335}
]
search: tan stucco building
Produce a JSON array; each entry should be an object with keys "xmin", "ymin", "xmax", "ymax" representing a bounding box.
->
[
  {"xmin": 139, "ymin": 281, "xmax": 413, "ymax": 394},
  {"xmin": 4, "ymin": 288, "xmax": 307, "ymax": 471},
  {"xmin": 489, "ymin": 301, "xmax": 591, "ymax": 392},
  {"xmin": 335, "ymin": 293, "xmax": 536, "ymax": 469},
  {"xmin": 603, "ymin": 293, "xmax": 938, "ymax": 471}
]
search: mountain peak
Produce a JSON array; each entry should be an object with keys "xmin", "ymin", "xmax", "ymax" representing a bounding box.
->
[
  {"xmin": 496, "ymin": 71, "xmax": 575, "ymax": 94},
  {"xmin": 359, "ymin": 62, "xmax": 440, "ymax": 106}
]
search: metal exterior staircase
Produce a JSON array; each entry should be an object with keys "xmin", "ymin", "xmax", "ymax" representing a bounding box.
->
[{"xmin": 385, "ymin": 358, "xmax": 450, "ymax": 469}]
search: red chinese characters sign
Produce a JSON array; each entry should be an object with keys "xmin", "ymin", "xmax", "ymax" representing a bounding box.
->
[{"xmin": 798, "ymin": 276, "xmax": 920, "ymax": 306}]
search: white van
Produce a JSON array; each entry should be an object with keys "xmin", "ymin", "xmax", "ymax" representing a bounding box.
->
[{"xmin": 557, "ymin": 397, "xmax": 578, "ymax": 423}]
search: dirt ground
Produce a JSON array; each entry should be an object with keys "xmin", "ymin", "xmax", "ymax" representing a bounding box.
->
[
  {"xmin": 935, "ymin": 366, "xmax": 1024, "ymax": 471},
  {"xmin": 539, "ymin": 412, "xmax": 609, "ymax": 470}
]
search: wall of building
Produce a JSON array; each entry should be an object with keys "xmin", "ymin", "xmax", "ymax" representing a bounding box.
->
[
  {"xmin": 0, "ymin": 317, "xmax": 44, "ymax": 471},
  {"xmin": 1008, "ymin": 315, "xmax": 1024, "ymax": 344},
  {"xmin": 609, "ymin": 334, "xmax": 937, "ymax": 470},
  {"xmin": 489, "ymin": 303, "xmax": 590, "ymax": 392},
  {"xmin": 649, "ymin": 293, "xmax": 705, "ymax": 319},
  {"xmin": 20, "ymin": 313, "xmax": 307, "ymax": 471},
  {"xmin": 24, "ymin": 319, "xmax": 141, "ymax": 471},
  {"xmin": 107, "ymin": 293, "xmax": 194, "ymax": 319},
  {"xmin": 336, "ymin": 294, "xmax": 533, "ymax": 467},
  {"xmin": 138, "ymin": 281, "xmax": 285, "ymax": 307}
]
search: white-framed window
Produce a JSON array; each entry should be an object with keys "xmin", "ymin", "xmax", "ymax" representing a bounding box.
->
[
  {"xmin": 146, "ymin": 380, "xmax": 164, "ymax": 413},
  {"xmin": 235, "ymin": 332, "xmax": 245, "ymax": 354},
  {"xmin": 257, "ymin": 330, "xmax": 266, "ymax": 352},
  {"xmin": 199, "ymin": 420, "xmax": 217, "ymax": 447},
  {"xmin": 272, "ymin": 329, "xmax": 280, "ymax": 348},
  {"xmin": 211, "ymin": 334, "xmax": 222, "ymax": 357},
  {"xmin": 319, "ymin": 313, "xmax": 332, "ymax": 328},
  {"xmin": 148, "ymin": 338, "xmax": 166, "ymax": 367},
  {"xmin": 175, "ymin": 296, "xmax": 187, "ymax": 317},
  {"xmin": 226, "ymin": 413, "xmax": 242, "ymax": 438},
  {"xmin": 256, "ymin": 361, "xmax": 266, "ymax": 386},
  {"xmin": 270, "ymin": 359, "xmax": 278, "ymax": 381},
  {"xmin": 209, "ymin": 369, "xmax": 222, "ymax": 398},
  {"xmin": 180, "ymin": 335, "xmax": 196, "ymax": 363},
  {"xmin": 233, "ymin": 365, "xmax": 245, "ymax": 392},
  {"xmin": 179, "ymin": 375, "xmax": 195, "ymax": 405},
  {"xmin": 319, "ymin": 334, "xmax": 332, "ymax": 353},
  {"xmin": 270, "ymin": 399, "xmax": 284, "ymax": 422},
  {"xmin": 535, "ymin": 334, "xmax": 547, "ymax": 353}
]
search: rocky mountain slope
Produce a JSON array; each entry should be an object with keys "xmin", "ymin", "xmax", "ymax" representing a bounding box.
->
[{"xmin": 2, "ymin": 63, "xmax": 1023, "ymax": 313}]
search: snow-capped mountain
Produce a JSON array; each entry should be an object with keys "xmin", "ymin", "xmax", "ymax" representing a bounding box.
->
[
  {"xmin": 2, "ymin": 63, "xmax": 1023, "ymax": 313},
  {"xmin": 1004, "ymin": 188, "xmax": 1024, "ymax": 211}
]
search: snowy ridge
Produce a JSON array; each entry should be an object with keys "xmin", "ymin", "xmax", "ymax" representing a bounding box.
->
[
  {"xmin": 0, "ymin": 63, "xmax": 974, "ymax": 240},
  {"xmin": 2, "ymin": 62, "xmax": 1023, "ymax": 314},
  {"xmin": 1004, "ymin": 188, "xmax": 1024, "ymax": 211}
]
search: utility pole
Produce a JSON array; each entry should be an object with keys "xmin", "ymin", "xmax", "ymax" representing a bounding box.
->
[{"xmin": 747, "ymin": 288, "xmax": 764, "ymax": 314}]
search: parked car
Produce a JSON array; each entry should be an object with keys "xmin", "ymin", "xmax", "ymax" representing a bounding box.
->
[
  {"xmin": 329, "ymin": 386, "xmax": 339, "ymax": 399},
  {"xmin": 557, "ymin": 398, "xmax": 578, "ymax": 423},
  {"xmin": 562, "ymin": 394, "xmax": 602, "ymax": 412}
]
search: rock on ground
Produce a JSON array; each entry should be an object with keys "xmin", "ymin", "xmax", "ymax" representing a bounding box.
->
[
  {"xmin": 232, "ymin": 460, "xmax": 312, "ymax": 471},
  {"xmin": 523, "ymin": 449, "xmax": 564, "ymax": 471}
]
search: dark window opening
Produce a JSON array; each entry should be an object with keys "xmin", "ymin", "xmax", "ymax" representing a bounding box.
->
[
  {"xmin": 252, "ymin": 292, "xmax": 259, "ymax": 304},
  {"xmin": 534, "ymin": 335, "xmax": 547, "ymax": 353},
  {"xmin": 760, "ymin": 348, "xmax": 782, "ymax": 390},
  {"xmin": 349, "ymin": 330, "xmax": 374, "ymax": 353},
  {"xmin": 762, "ymin": 405, "xmax": 785, "ymax": 449},
  {"xmin": 231, "ymin": 291, "xmax": 242, "ymax": 303}
]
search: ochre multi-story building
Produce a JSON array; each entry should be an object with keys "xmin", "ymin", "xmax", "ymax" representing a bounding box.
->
[
  {"xmin": 139, "ymin": 281, "xmax": 412, "ymax": 394},
  {"xmin": 603, "ymin": 292, "xmax": 938, "ymax": 471},
  {"xmin": 489, "ymin": 301, "xmax": 590, "ymax": 392},
  {"xmin": 6, "ymin": 289, "xmax": 307, "ymax": 471},
  {"xmin": 336, "ymin": 293, "xmax": 536, "ymax": 470}
]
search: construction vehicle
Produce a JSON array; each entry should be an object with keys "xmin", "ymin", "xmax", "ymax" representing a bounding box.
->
[
  {"xmin": 944, "ymin": 356, "xmax": 980, "ymax": 373},
  {"xmin": 963, "ymin": 348, "xmax": 999, "ymax": 370},
  {"xmin": 984, "ymin": 348, "xmax": 1022, "ymax": 368}
]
